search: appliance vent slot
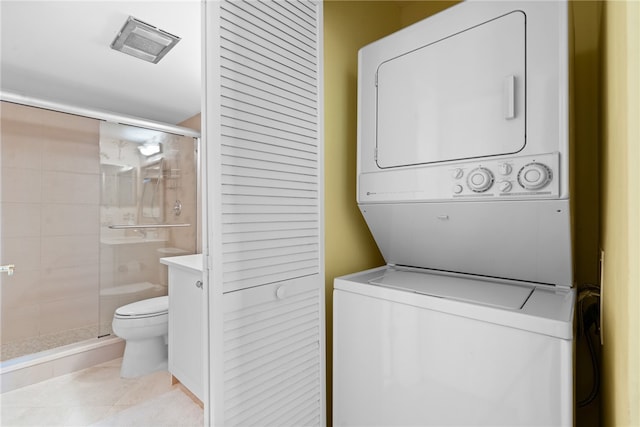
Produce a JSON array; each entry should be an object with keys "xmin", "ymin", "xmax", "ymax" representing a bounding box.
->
[{"xmin": 219, "ymin": 0, "xmax": 321, "ymax": 294}]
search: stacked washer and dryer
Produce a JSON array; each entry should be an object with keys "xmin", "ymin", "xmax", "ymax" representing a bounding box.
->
[{"xmin": 333, "ymin": 1, "xmax": 575, "ymax": 426}]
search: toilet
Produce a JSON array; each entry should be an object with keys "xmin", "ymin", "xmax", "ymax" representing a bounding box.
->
[{"xmin": 112, "ymin": 296, "xmax": 169, "ymax": 378}]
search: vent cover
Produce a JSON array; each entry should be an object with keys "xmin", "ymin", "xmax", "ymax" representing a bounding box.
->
[{"xmin": 110, "ymin": 16, "xmax": 180, "ymax": 64}]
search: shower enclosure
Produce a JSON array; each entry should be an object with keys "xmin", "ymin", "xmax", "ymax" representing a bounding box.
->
[{"xmin": 0, "ymin": 101, "xmax": 198, "ymax": 361}]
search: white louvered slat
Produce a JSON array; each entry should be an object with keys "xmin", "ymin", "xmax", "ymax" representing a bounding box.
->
[
  {"xmin": 221, "ymin": 177, "xmax": 317, "ymax": 194},
  {"xmin": 222, "ymin": 280, "xmax": 322, "ymax": 425},
  {"xmin": 221, "ymin": 185, "xmax": 316, "ymax": 200},
  {"xmin": 222, "ymin": 1, "xmax": 317, "ymax": 63},
  {"xmin": 223, "ymin": 244, "xmax": 318, "ymax": 264},
  {"xmin": 222, "ymin": 96, "xmax": 317, "ymax": 132},
  {"xmin": 219, "ymin": 16, "xmax": 315, "ymax": 71},
  {"xmin": 277, "ymin": 1, "xmax": 317, "ymax": 33},
  {"xmin": 221, "ymin": 228, "xmax": 318, "ymax": 244},
  {"xmin": 223, "ymin": 251, "xmax": 318, "ymax": 274},
  {"xmin": 222, "ymin": 67, "xmax": 316, "ymax": 112},
  {"xmin": 242, "ymin": 1, "xmax": 316, "ymax": 44},
  {"xmin": 221, "ymin": 127, "xmax": 317, "ymax": 155},
  {"xmin": 223, "ymin": 259, "xmax": 318, "ymax": 282},
  {"xmin": 222, "ymin": 194, "xmax": 318, "ymax": 206},
  {"xmin": 220, "ymin": 38, "xmax": 316, "ymax": 87},
  {"xmin": 221, "ymin": 115, "xmax": 317, "ymax": 147},
  {"xmin": 220, "ymin": 52, "xmax": 316, "ymax": 98},
  {"xmin": 224, "ymin": 268, "xmax": 318, "ymax": 291},
  {"xmin": 222, "ymin": 236, "xmax": 318, "ymax": 253},
  {"xmin": 207, "ymin": 0, "xmax": 323, "ymax": 424},
  {"xmin": 221, "ymin": 86, "xmax": 316, "ymax": 122},
  {"xmin": 222, "ymin": 203, "xmax": 318, "ymax": 214},
  {"xmin": 225, "ymin": 352, "xmax": 318, "ymax": 408},
  {"xmin": 221, "ymin": 143, "xmax": 317, "ymax": 168},
  {"xmin": 222, "ymin": 106, "xmax": 317, "ymax": 140},
  {"xmin": 270, "ymin": 1, "xmax": 315, "ymax": 27},
  {"xmin": 222, "ymin": 211, "xmax": 319, "ymax": 222}
]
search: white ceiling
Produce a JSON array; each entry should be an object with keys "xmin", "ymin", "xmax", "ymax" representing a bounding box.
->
[{"xmin": 0, "ymin": 1, "xmax": 201, "ymax": 125}]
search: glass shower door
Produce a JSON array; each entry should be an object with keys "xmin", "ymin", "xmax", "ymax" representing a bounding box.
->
[
  {"xmin": 97, "ymin": 122, "xmax": 198, "ymax": 337},
  {"xmin": 0, "ymin": 103, "xmax": 198, "ymax": 360},
  {"xmin": 0, "ymin": 102, "xmax": 102, "ymax": 361}
]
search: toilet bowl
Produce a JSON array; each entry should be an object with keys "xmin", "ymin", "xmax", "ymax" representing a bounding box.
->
[{"xmin": 112, "ymin": 296, "xmax": 168, "ymax": 378}]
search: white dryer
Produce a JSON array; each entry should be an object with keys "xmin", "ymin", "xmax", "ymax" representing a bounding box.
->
[{"xmin": 334, "ymin": 1, "xmax": 575, "ymax": 426}]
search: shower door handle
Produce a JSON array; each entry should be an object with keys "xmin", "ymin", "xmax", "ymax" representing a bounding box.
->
[{"xmin": 0, "ymin": 264, "xmax": 15, "ymax": 276}]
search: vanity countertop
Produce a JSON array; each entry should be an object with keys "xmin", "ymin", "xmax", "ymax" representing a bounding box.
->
[{"xmin": 160, "ymin": 253, "xmax": 203, "ymax": 273}]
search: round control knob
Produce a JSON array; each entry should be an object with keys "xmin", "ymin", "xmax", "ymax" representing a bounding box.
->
[
  {"xmin": 499, "ymin": 181, "xmax": 512, "ymax": 193},
  {"xmin": 499, "ymin": 163, "xmax": 512, "ymax": 175},
  {"xmin": 452, "ymin": 168, "xmax": 464, "ymax": 179},
  {"xmin": 453, "ymin": 184, "xmax": 463, "ymax": 194},
  {"xmin": 518, "ymin": 163, "xmax": 552, "ymax": 190},
  {"xmin": 466, "ymin": 167, "xmax": 494, "ymax": 193}
]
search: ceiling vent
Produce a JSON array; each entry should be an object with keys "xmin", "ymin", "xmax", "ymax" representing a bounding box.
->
[{"xmin": 110, "ymin": 16, "xmax": 180, "ymax": 64}]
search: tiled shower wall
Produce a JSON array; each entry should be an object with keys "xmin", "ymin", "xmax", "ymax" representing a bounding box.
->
[
  {"xmin": 160, "ymin": 134, "xmax": 198, "ymax": 255},
  {"xmin": 0, "ymin": 102, "xmax": 101, "ymax": 359}
]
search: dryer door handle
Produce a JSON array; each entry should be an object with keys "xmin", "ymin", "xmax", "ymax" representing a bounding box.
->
[{"xmin": 504, "ymin": 75, "xmax": 516, "ymax": 120}]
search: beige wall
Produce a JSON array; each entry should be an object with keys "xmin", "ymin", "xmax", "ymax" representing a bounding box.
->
[
  {"xmin": 178, "ymin": 113, "xmax": 201, "ymax": 133},
  {"xmin": 0, "ymin": 102, "xmax": 101, "ymax": 358},
  {"xmin": 601, "ymin": 0, "xmax": 640, "ymax": 425}
]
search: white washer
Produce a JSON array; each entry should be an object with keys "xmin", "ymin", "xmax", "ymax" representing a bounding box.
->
[{"xmin": 333, "ymin": 266, "xmax": 574, "ymax": 426}]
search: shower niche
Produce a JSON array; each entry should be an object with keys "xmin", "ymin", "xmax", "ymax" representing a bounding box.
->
[{"xmin": 98, "ymin": 122, "xmax": 198, "ymax": 336}]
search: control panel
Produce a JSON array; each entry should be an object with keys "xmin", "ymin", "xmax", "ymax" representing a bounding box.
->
[
  {"xmin": 358, "ymin": 152, "xmax": 562, "ymax": 203},
  {"xmin": 450, "ymin": 154, "xmax": 557, "ymax": 198}
]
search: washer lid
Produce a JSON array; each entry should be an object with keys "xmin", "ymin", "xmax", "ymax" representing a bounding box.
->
[
  {"xmin": 115, "ymin": 295, "xmax": 168, "ymax": 317},
  {"xmin": 369, "ymin": 269, "xmax": 533, "ymax": 310}
]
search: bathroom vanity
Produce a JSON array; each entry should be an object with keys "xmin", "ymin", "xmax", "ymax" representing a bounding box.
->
[{"xmin": 160, "ymin": 254, "xmax": 204, "ymax": 402}]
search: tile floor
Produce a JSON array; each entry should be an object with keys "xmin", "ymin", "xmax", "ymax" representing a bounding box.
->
[{"xmin": 0, "ymin": 358, "xmax": 204, "ymax": 426}]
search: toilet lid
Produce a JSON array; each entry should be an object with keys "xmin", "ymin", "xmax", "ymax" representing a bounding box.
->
[{"xmin": 115, "ymin": 296, "xmax": 168, "ymax": 317}]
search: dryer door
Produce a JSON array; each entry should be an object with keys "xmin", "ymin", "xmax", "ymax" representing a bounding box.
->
[{"xmin": 376, "ymin": 11, "xmax": 526, "ymax": 168}]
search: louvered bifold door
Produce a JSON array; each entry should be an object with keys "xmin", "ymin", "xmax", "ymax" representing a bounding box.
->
[{"xmin": 204, "ymin": 0, "xmax": 325, "ymax": 426}]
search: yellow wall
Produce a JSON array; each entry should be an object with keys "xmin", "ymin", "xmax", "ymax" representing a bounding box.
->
[
  {"xmin": 601, "ymin": 0, "xmax": 640, "ymax": 425},
  {"xmin": 324, "ymin": 1, "xmax": 638, "ymax": 424},
  {"xmin": 324, "ymin": 2, "xmax": 400, "ymax": 420},
  {"xmin": 323, "ymin": 1, "xmax": 459, "ymax": 422},
  {"xmin": 397, "ymin": 0, "xmax": 460, "ymax": 27},
  {"xmin": 571, "ymin": 1, "xmax": 603, "ymax": 288}
]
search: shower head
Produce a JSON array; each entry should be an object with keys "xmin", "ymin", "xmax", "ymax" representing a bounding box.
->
[{"xmin": 110, "ymin": 16, "xmax": 180, "ymax": 64}]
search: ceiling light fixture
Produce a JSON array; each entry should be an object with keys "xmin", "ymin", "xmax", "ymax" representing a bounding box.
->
[
  {"xmin": 138, "ymin": 143, "xmax": 161, "ymax": 157},
  {"xmin": 110, "ymin": 16, "xmax": 180, "ymax": 64}
]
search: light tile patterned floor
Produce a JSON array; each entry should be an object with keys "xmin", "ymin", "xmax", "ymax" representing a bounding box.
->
[{"xmin": 0, "ymin": 358, "xmax": 203, "ymax": 426}]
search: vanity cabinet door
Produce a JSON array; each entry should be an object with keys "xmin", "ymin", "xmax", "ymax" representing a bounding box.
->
[{"xmin": 168, "ymin": 267, "xmax": 203, "ymax": 401}]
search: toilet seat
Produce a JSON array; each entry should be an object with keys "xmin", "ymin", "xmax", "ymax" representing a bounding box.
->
[{"xmin": 114, "ymin": 295, "xmax": 168, "ymax": 319}]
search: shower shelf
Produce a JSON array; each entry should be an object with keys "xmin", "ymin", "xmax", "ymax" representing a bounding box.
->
[{"xmin": 100, "ymin": 236, "xmax": 168, "ymax": 245}]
